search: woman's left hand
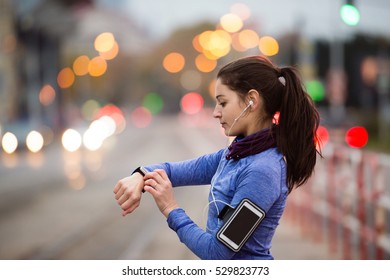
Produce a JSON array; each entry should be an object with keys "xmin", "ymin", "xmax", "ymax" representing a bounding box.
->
[{"xmin": 144, "ymin": 169, "xmax": 179, "ymax": 218}]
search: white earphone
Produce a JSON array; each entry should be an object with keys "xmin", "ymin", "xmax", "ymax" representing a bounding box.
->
[{"xmin": 234, "ymin": 100, "xmax": 253, "ymax": 121}]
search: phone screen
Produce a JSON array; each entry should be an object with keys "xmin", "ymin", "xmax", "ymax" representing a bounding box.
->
[{"xmin": 223, "ymin": 205, "xmax": 260, "ymax": 244}]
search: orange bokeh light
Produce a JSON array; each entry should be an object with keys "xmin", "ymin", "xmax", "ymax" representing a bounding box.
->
[
  {"xmin": 39, "ymin": 84, "xmax": 56, "ymax": 106},
  {"xmin": 94, "ymin": 32, "xmax": 115, "ymax": 53},
  {"xmin": 100, "ymin": 41, "xmax": 119, "ymax": 60},
  {"xmin": 239, "ymin": 29, "xmax": 259, "ymax": 49},
  {"xmin": 88, "ymin": 56, "xmax": 107, "ymax": 77},
  {"xmin": 192, "ymin": 35, "xmax": 203, "ymax": 53},
  {"xmin": 220, "ymin": 13, "xmax": 244, "ymax": 33},
  {"xmin": 259, "ymin": 36, "xmax": 279, "ymax": 56},
  {"xmin": 163, "ymin": 52, "xmax": 185, "ymax": 73},
  {"xmin": 73, "ymin": 55, "xmax": 90, "ymax": 76},
  {"xmin": 195, "ymin": 54, "xmax": 217, "ymax": 73},
  {"xmin": 57, "ymin": 68, "xmax": 75, "ymax": 89},
  {"xmin": 198, "ymin": 30, "xmax": 231, "ymax": 59},
  {"xmin": 208, "ymin": 78, "xmax": 217, "ymax": 99}
]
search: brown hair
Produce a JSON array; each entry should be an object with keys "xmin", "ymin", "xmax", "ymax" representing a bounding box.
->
[{"xmin": 217, "ymin": 55, "xmax": 321, "ymax": 193}]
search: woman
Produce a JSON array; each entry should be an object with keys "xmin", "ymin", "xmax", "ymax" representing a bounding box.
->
[{"xmin": 113, "ymin": 55, "xmax": 321, "ymax": 259}]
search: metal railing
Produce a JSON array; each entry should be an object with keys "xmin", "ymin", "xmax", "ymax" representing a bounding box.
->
[{"xmin": 284, "ymin": 142, "xmax": 390, "ymax": 259}]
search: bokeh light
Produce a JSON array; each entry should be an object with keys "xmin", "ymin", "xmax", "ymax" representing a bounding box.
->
[
  {"xmin": 95, "ymin": 104, "xmax": 126, "ymax": 133},
  {"xmin": 83, "ymin": 116, "xmax": 116, "ymax": 151},
  {"xmin": 94, "ymin": 32, "xmax": 115, "ymax": 53},
  {"xmin": 220, "ymin": 13, "xmax": 244, "ymax": 33},
  {"xmin": 180, "ymin": 70, "xmax": 202, "ymax": 90},
  {"xmin": 39, "ymin": 84, "xmax": 56, "ymax": 106},
  {"xmin": 316, "ymin": 125, "xmax": 329, "ymax": 150},
  {"xmin": 198, "ymin": 30, "xmax": 231, "ymax": 59},
  {"xmin": 57, "ymin": 68, "xmax": 75, "ymax": 89},
  {"xmin": 208, "ymin": 78, "xmax": 217, "ymax": 99},
  {"xmin": 195, "ymin": 54, "xmax": 217, "ymax": 73},
  {"xmin": 231, "ymin": 33, "xmax": 248, "ymax": 52},
  {"xmin": 361, "ymin": 57, "xmax": 378, "ymax": 86},
  {"xmin": 131, "ymin": 107, "xmax": 153, "ymax": 128},
  {"xmin": 345, "ymin": 126, "xmax": 368, "ymax": 148},
  {"xmin": 62, "ymin": 129, "xmax": 82, "ymax": 152},
  {"xmin": 88, "ymin": 56, "xmax": 107, "ymax": 77},
  {"xmin": 163, "ymin": 52, "xmax": 185, "ymax": 73},
  {"xmin": 306, "ymin": 80, "xmax": 325, "ymax": 102},
  {"xmin": 99, "ymin": 41, "xmax": 119, "ymax": 60},
  {"xmin": 26, "ymin": 130, "xmax": 44, "ymax": 153},
  {"xmin": 2, "ymin": 132, "xmax": 18, "ymax": 154},
  {"xmin": 192, "ymin": 35, "xmax": 203, "ymax": 53},
  {"xmin": 82, "ymin": 99, "xmax": 101, "ymax": 121},
  {"xmin": 340, "ymin": 4, "xmax": 360, "ymax": 26},
  {"xmin": 181, "ymin": 92, "xmax": 204, "ymax": 115},
  {"xmin": 259, "ymin": 36, "xmax": 279, "ymax": 56},
  {"xmin": 142, "ymin": 92, "xmax": 164, "ymax": 115},
  {"xmin": 230, "ymin": 3, "xmax": 251, "ymax": 21},
  {"xmin": 238, "ymin": 29, "xmax": 259, "ymax": 49},
  {"xmin": 73, "ymin": 55, "xmax": 90, "ymax": 76}
]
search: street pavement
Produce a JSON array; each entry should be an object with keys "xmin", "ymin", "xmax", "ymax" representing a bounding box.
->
[{"xmin": 0, "ymin": 115, "xmax": 340, "ymax": 260}]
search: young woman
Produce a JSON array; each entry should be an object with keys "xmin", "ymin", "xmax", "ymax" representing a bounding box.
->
[{"xmin": 113, "ymin": 55, "xmax": 321, "ymax": 260}]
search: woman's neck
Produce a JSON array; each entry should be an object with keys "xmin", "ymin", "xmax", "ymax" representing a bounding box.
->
[{"xmin": 244, "ymin": 117, "xmax": 273, "ymax": 137}]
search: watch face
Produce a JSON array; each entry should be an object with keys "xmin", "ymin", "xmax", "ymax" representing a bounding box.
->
[{"xmin": 140, "ymin": 166, "xmax": 148, "ymax": 175}]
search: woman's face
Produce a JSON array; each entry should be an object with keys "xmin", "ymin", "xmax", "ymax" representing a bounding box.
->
[{"xmin": 213, "ymin": 78, "xmax": 250, "ymax": 137}]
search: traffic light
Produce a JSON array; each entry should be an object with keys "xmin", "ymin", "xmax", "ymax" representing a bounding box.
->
[{"xmin": 340, "ymin": 0, "xmax": 360, "ymax": 26}]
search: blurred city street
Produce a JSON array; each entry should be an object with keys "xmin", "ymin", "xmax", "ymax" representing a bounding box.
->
[{"xmin": 0, "ymin": 116, "xmax": 342, "ymax": 260}]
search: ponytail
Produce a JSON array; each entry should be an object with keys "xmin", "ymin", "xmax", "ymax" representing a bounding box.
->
[{"xmin": 276, "ymin": 67, "xmax": 321, "ymax": 192}]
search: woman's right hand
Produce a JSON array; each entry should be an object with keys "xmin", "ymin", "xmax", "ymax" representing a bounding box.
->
[{"xmin": 113, "ymin": 172, "xmax": 145, "ymax": 216}]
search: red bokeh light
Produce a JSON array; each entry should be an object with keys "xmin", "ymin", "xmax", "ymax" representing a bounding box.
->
[
  {"xmin": 130, "ymin": 107, "xmax": 152, "ymax": 128},
  {"xmin": 316, "ymin": 125, "xmax": 329, "ymax": 150},
  {"xmin": 181, "ymin": 92, "xmax": 204, "ymax": 115},
  {"xmin": 345, "ymin": 126, "xmax": 368, "ymax": 148}
]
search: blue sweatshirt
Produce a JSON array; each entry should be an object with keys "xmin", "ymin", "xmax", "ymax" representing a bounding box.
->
[{"xmin": 145, "ymin": 146, "xmax": 288, "ymax": 260}]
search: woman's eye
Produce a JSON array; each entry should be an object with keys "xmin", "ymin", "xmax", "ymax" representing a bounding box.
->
[{"xmin": 219, "ymin": 102, "xmax": 226, "ymax": 107}]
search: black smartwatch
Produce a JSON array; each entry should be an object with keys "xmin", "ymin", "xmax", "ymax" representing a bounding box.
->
[
  {"xmin": 132, "ymin": 166, "xmax": 148, "ymax": 193},
  {"xmin": 132, "ymin": 166, "xmax": 147, "ymax": 176}
]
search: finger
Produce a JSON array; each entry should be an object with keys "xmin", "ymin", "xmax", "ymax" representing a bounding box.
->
[
  {"xmin": 144, "ymin": 185, "xmax": 158, "ymax": 197},
  {"xmin": 144, "ymin": 179, "xmax": 156, "ymax": 187},
  {"xmin": 114, "ymin": 187, "xmax": 125, "ymax": 200},
  {"xmin": 117, "ymin": 192, "xmax": 129, "ymax": 205},
  {"xmin": 113, "ymin": 180, "xmax": 122, "ymax": 194},
  {"xmin": 154, "ymin": 169, "xmax": 169, "ymax": 181},
  {"xmin": 122, "ymin": 200, "xmax": 140, "ymax": 216},
  {"xmin": 145, "ymin": 171, "xmax": 164, "ymax": 184},
  {"xmin": 120, "ymin": 196, "xmax": 139, "ymax": 213}
]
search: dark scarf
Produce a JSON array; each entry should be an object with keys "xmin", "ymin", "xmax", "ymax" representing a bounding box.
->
[{"xmin": 226, "ymin": 126, "xmax": 277, "ymax": 160}]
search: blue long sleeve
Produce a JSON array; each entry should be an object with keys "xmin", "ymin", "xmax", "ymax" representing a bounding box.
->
[
  {"xmin": 145, "ymin": 147, "xmax": 288, "ymax": 259},
  {"xmin": 144, "ymin": 149, "xmax": 225, "ymax": 187}
]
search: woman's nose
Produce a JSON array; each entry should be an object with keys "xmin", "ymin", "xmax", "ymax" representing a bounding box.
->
[{"xmin": 213, "ymin": 106, "xmax": 221, "ymax": 119}]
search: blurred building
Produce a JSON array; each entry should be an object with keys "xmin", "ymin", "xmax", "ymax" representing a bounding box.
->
[{"xmin": 0, "ymin": 0, "xmax": 150, "ymax": 136}]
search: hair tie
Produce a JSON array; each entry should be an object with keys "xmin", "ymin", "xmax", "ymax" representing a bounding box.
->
[{"xmin": 278, "ymin": 76, "xmax": 286, "ymax": 86}]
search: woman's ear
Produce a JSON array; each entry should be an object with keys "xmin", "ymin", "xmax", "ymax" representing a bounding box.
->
[{"xmin": 247, "ymin": 89, "xmax": 261, "ymax": 110}]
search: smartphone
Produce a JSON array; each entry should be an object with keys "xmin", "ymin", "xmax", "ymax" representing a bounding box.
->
[{"xmin": 217, "ymin": 198, "xmax": 265, "ymax": 252}]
